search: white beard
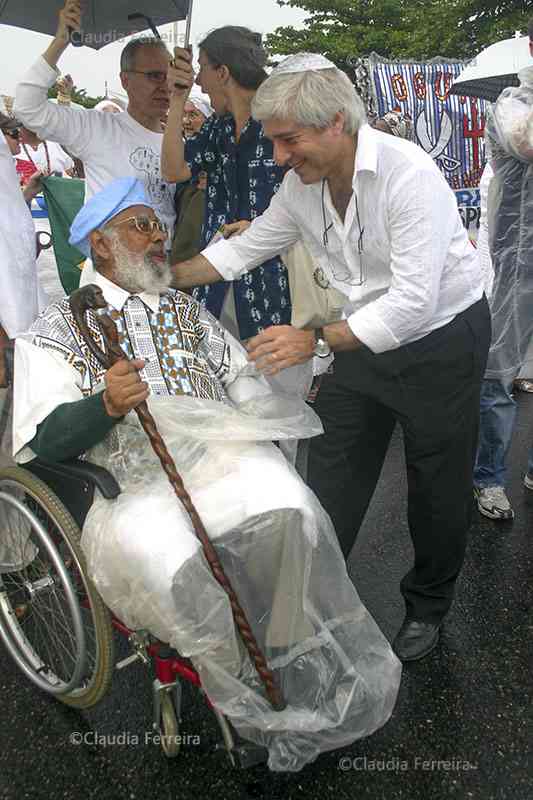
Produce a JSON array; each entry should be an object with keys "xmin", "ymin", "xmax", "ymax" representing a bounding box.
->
[{"xmin": 108, "ymin": 232, "xmax": 171, "ymax": 295}]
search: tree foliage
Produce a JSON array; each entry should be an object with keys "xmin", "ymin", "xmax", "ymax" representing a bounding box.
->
[{"xmin": 266, "ymin": 0, "xmax": 532, "ymax": 67}]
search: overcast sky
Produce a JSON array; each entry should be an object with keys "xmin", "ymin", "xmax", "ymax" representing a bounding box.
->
[{"xmin": 1, "ymin": 0, "xmax": 307, "ymax": 98}]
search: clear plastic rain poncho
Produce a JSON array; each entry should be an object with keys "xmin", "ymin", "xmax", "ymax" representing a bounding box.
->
[
  {"xmin": 484, "ymin": 66, "xmax": 533, "ymax": 380},
  {"xmin": 82, "ymin": 393, "xmax": 401, "ymax": 772}
]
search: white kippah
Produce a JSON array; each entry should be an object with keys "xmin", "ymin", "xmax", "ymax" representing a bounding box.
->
[
  {"xmin": 187, "ymin": 88, "xmax": 214, "ymax": 119},
  {"xmin": 272, "ymin": 53, "xmax": 337, "ymax": 75}
]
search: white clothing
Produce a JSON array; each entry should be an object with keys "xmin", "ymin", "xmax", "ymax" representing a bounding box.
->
[
  {"xmin": 477, "ymin": 162, "xmax": 494, "ymax": 299},
  {"xmin": 14, "ymin": 58, "xmax": 176, "ymax": 237},
  {"xmin": 188, "ymin": 87, "xmax": 213, "ymax": 119},
  {"xmin": 80, "ymin": 409, "xmax": 401, "ymax": 773},
  {"xmin": 204, "ymin": 124, "xmax": 484, "ymax": 354},
  {"xmin": 0, "ymin": 131, "xmax": 48, "ymax": 337},
  {"xmin": 20, "ymin": 140, "xmax": 74, "ymax": 175}
]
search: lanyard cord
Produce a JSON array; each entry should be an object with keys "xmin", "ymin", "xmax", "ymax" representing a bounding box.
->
[{"xmin": 22, "ymin": 141, "xmax": 51, "ymax": 174}]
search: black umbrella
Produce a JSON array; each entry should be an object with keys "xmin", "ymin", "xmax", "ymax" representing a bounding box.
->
[
  {"xmin": 0, "ymin": 0, "xmax": 192, "ymax": 50},
  {"xmin": 449, "ymin": 74, "xmax": 520, "ymax": 104}
]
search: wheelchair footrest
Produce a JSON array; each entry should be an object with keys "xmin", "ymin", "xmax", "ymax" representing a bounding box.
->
[{"xmin": 229, "ymin": 741, "xmax": 269, "ymax": 769}]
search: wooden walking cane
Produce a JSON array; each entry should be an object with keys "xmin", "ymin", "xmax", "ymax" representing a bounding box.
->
[{"xmin": 70, "ymin": 285, "xmax": 286, "ymax": 711}]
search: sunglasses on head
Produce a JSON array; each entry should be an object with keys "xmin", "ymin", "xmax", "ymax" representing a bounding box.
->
[{"xmin": 107, "ymin": 215, "xmax": 168, "ymax": 236}]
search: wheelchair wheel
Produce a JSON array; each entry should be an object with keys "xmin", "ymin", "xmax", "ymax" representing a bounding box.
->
[
  {"xmin": 0, "ymin": 466, "xmax": 114, "ymax": 708},
  {"xmin": 159, "ymin": 693, "xmax": 180, "ymax": 758}
]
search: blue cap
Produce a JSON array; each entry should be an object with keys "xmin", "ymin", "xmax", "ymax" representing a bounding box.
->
[{"xmin": 69, "ymin": 177, "xmax": 155, "ymax": 257}]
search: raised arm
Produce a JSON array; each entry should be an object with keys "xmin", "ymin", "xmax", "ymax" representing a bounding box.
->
[
  {"xmin": 13, "ymin": 1, "xmax": 92, "ymax": 157},
  {"xmin": 161, "ymin": 48, "xmax": 195, "ymax": 182},
  {"xmin": 42, "ymin": 0, "xmax": 81, "ymax": 71}
]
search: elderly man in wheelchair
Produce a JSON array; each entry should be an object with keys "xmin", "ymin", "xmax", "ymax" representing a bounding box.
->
[{"xmin": 0, "ymin": 178, "xmax": 400, "ymax": 772}]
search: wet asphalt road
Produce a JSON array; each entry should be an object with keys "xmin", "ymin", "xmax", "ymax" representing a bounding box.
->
[{"xmin": 0, "ymin": 392, "xmax": 531, "ymax": 800}]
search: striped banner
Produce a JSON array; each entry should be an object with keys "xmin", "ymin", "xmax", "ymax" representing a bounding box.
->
[{"xmin": 370, "ymin": 57, "xmax": 487, "ymax": 190}]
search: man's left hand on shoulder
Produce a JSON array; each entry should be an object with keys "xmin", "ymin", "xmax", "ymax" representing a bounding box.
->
[{"xmin": 246, "ymin": 325, "xmax": 315, "ymax": 375}]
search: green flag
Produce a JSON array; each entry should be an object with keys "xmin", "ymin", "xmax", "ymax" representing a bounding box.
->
[{"xmin": 42, "ymin": 176, "xmax": 85, "ymax": 295}]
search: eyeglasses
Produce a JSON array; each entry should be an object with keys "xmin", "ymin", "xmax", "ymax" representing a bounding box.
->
[
  {"xmin": 106, "ymin": 215, "xmax": 168, "ymax": 236},
  {"xmin": 126, "ymin": 69, "xmax": 168, "ymax": 84},
  {"xmin": 318, "ymin": 178, "xmax": 365, "ymax": 287}
]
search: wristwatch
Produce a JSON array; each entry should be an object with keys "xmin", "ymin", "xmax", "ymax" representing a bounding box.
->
[{"xmin": 313, "ymin": 327, "xmax": 331, "ymax": 358}]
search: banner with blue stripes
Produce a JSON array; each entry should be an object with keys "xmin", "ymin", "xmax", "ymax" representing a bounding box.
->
[{"xmin": 370, "ymin": 56, "xmax": 487, "ymax": 191}]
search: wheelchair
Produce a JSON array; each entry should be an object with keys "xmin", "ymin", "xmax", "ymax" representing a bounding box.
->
[{"xmin": 0, "ymin": 379, "xmax": 267, "ymax": 767}]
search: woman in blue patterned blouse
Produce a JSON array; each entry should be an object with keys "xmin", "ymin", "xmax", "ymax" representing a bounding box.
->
[{"xmin": 162, "ymin": 27, "xmax": 291, "ymax": 340}]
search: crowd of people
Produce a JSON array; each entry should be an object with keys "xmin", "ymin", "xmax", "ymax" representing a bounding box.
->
[{"xmin": 0, "ymin": 0, "xmax": 531, "ymax": 772}]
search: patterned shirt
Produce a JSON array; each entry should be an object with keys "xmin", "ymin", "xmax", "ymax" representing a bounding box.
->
[
  {"xmin": 27, "ymin": 288, "xmax": 240, "ymax": 403},
  {"xmin": 185, "ymin": 114, "xmax": 291, "ymax": 339},
  {"xmin": 12, "ymin": 273, "xmax": 269, "ymax": 470}
]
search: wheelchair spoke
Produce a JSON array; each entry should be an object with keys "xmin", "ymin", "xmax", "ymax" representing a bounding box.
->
[
  {"xmin": 1, "ymin": 545, "xmax": 79, "ymax": 683},
  {"xmin": 0, "ymin": 470, "xmax": 114, "ymax": 704},
  {"xmin": 34, "ymin": 571, "xmax": 97, "ymax": 683},
  {"xmin": 35, "ymin": 579, "xmax": 80, "ymax": 661},
  {"xmin": 29, "ymin": 596, "xmax": 77, "ymax": 681}
]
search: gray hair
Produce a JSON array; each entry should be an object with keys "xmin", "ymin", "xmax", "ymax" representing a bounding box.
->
[
  {"xmin": 252, "ymin": 67, "xmax": 366, "ymax": 135},
  {"xmin": 120, "ymin": 37, "xmax": 169, "ymax": 72}
]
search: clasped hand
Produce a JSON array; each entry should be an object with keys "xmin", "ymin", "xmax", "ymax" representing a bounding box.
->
[
  {"xmin": 167, "ymin": 47, "xmax": 195, "ymax": 98},
  {"xmin": 103, "ymin": 359, "xmax": 149, "ymax": 418}
]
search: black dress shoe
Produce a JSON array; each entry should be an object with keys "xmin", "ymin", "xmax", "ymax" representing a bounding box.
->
[{"xmin": 392, "ymin": 619, "xmax": 440, "ymax": 662}]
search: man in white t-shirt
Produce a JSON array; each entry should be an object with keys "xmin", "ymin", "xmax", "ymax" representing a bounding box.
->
[{"xmin": 14, "ymin": 0, "xmax": 176, "ymax": 236}]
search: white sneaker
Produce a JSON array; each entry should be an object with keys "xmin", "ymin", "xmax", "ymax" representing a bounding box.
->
[
  {"xmin": 524, "ymin": 473, "xmax": 533, "ymax": 491},
  {"xmin": 474, "ymin": 486, "xmax": 514, "ymax": 520}
]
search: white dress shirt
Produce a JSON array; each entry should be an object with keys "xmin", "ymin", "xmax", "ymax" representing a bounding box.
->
[{"xmin": 204, "ymin": 124, "xmax": 484, "ymax": 353}]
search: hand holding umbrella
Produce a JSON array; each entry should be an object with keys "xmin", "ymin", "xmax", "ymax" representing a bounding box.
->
[
  {"xmin": 168, "ymin": 47, "xmax": 195, "ymax": 96},
  {"xmin": 55, "ymin": 0, "xmax": 83, "ymax": 51}
]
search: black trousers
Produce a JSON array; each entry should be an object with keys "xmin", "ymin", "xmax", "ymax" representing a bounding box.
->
[{"xmin": 308, "ymin": 297, "xmax": 491, "ymax": 624}]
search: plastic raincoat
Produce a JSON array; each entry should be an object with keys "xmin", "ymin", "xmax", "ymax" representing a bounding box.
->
[{"xmin": 484, "ymin": 66, "xmax": 533, "ymax": 379}]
